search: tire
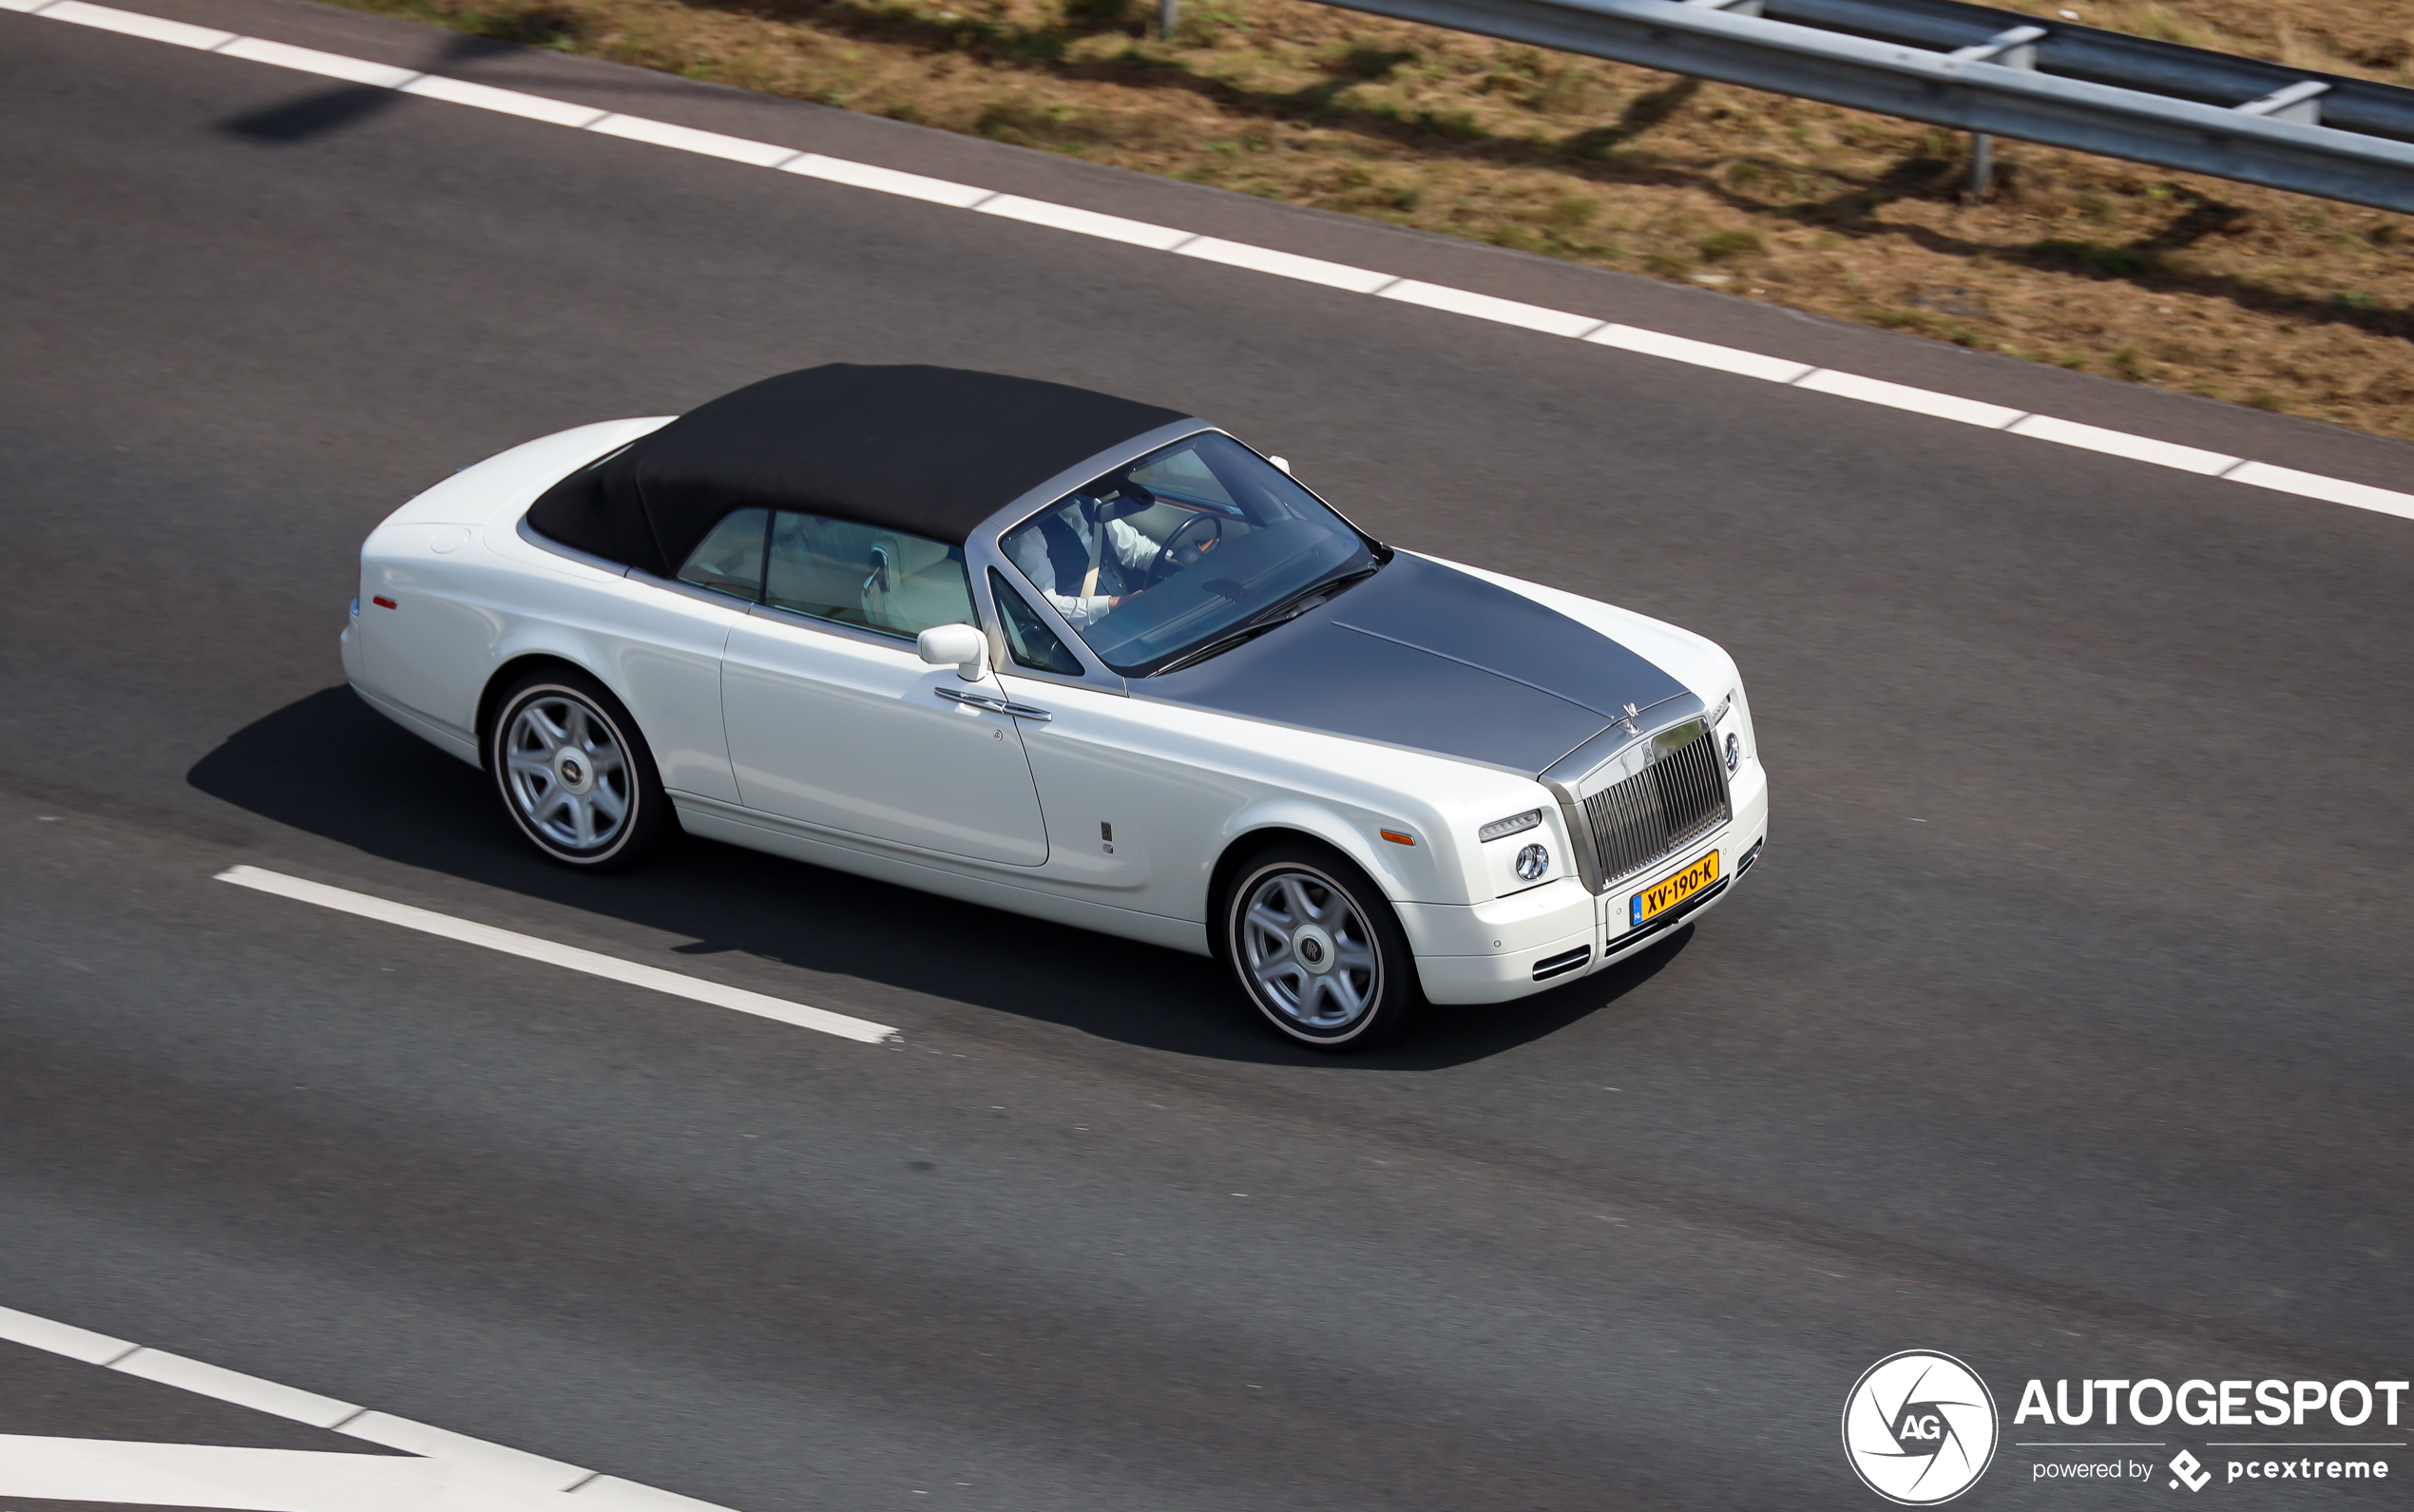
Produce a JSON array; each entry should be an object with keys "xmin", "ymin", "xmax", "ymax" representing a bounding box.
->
[
  {"xmin": 1221, "ymin": 841, "xmax": 1420, "ymax": 1050},
  {"xmin": 488, "ymin": 669, "xmax": 671, "ymax": 870}
]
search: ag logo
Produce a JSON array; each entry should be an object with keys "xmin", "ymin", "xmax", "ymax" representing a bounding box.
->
[{"xmin": 1842, "ymin": 1351, "xmax": 2000, "ymax": 1504}]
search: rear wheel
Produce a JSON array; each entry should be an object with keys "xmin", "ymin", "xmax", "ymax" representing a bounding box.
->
[
  {"xmin": 1222, "ymin": 842, "xmax": 1419, "ymax": 1050},
  {"xmin": 488, "ymin": 669, "xmax": 670, "ymax": 869}
]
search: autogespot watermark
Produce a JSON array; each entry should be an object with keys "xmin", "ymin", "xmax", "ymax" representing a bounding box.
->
[
  {"xmin": 1844, "ymin": 1354, "xmax": 2408, "ymax": 1501},
  {"xmin": 1844, "ymin": 1351, "xmax": 2002, "ymax": 1504}
]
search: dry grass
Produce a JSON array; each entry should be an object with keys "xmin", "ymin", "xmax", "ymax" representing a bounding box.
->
[{"xmin": 344, "ymin": 0, "xmax": 2414, "ymax": 438}]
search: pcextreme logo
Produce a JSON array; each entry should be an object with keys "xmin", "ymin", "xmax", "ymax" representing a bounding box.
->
[{"xmin": 1843, "ymin": 1351, "xmax": 2002, "ymax": 1505}]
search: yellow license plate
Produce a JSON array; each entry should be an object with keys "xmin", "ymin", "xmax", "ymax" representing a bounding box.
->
[{"xmin": 1631, "ymin": 851, "xmax": 1720, "ymax": 928}]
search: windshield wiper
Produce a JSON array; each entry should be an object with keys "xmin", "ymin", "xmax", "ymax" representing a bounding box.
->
[
  {"xmin": 1253, "ymin": 563, "xmax": 1379, "ymax": 626},
  {"xmin": 1148, "ymin": 563, "xmax": 1381, "ymax": 677},
  {"xmin": 1149, "ymin": 618, "xmax": 1288, "ymax": 676}
]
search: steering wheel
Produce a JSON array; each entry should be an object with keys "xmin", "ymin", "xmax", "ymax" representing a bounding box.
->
[{"xmin": 1144, "ymin": 511, "xmax": 1225, "ymax": 588}]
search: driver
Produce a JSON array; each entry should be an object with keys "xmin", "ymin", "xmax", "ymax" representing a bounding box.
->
[{"xmin": 1006, "ymin": 492, "xmax": 1167, "ymax": 629}]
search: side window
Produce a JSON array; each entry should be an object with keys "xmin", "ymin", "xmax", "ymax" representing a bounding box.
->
[
  {"xmin": 677, "ymin": 507, "xmax": 769, "ymax": 603},
  {"xmin": 766, "ymin": 512, "xmax": 975, "ymax": 639},
  {"xmin": 989, "ymin": 569, "xmax": 1083, "ymax": 677}
]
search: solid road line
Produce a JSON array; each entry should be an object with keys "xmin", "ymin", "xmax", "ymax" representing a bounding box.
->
[
  {"xmin": 215, "ymin": 865, "xmax": 898, "ymax": 1044},
  {"xmin": 1, "ymin": 1435, "xmax": 570, "ymax": 1512},
  {"xmin": 0, "ymin": 1303, "xmax": 737, "ymax": 1510},
  {"xmin": 10, "ymin": 0, "xmax": 2413, "ymax": 524}
]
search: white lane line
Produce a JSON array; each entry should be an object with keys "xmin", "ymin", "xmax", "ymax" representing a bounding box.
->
[
  {"xmin": 975, "ymin": 193, "xmax": 1196, "ymax": 250},
  {"xmin": 112, "ymin": 1349, "xmax": 361, "ymax": 1429},
  {"xmin": 400, "ymin": 72, "xmax": 608, "ymax": 127},
  {"xmin": 2007, "ymin": 411, "xmax": 2241, "ymax": 473},
  {"xmin": 0, "ymin": 1304, "xmax": 137, "ymax": 1366},
  {"xmin": 21, "ymin": 0, "xmax": 2414, "ymax": 522},
  {"xmin": 1379, "ymin": 278, "xmax": 1605, "ymax": 338},
  {"xmin": 0, "ymin": 1435, "xmax": 735, "ymax": 1510},
  {"xmin": 337, "ymin": 1411, "xmax": 586, "ymax": 1490},
  {"xmin": 1174, "ymin": 236, "xmax": 1397, "ymax": 294},
  {"xmin": 0, "ymin": 1304, "xmax": 746, "ymax": 1509},
  {"xmin": 215, "ymin": 34, "xmax": 421, "ymax": 88},
  {"xmin": 1584, "ymin": 322, "xmax": 1813, "ymax": 383},
  {"xmin": 780, "ymin": 151, "xmax": 992, "ymax": 206},
  {"xmin": 2226, "ymin": 458, "xmax": 2414, "ymax": 521},
  {"xmin": 214, "ymin": 866, "xmax": 897, "ymax": 1044},
  {"xmin": 41, "ymin": 0, "xmax": 229, "ymax": 46},
  {"xmin": 1, "ymin": 1435, "xmax": 523, "ymax": 1512},
  {"xmin": 1792, "ymin": 368, "xmax": 2027, "ymax": 429},
  {"xmin": 588, "ymin": 113, "xmax": 800, "ymax": 168}
]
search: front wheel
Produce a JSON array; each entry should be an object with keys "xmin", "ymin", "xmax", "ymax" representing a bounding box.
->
[
  {"xmin": 1222, "ymin": 843, "xmax": 1420, "ymax": 1050},
  {"xmin": 489, "ymin": 670, "xmax": 670, "ymax": 869}
]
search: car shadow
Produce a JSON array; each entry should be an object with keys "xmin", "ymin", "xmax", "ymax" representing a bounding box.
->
[
  {"xmin": 187, "ymin": 688, "xmax": 1689, "ymax": 1069},
  {"xmin": 218, "ymin": 34, "xmax": 533, "ymax": 145}
]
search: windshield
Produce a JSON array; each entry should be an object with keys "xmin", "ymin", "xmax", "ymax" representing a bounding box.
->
[{"xmin": 999, "ymin": 432, "xmax": 1377, "ymax": 676}]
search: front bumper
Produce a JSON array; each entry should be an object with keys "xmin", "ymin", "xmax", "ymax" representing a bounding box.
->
[{"xmin": 1408, "ymin": 760, "xmax": 1768, "ymax": 1005}]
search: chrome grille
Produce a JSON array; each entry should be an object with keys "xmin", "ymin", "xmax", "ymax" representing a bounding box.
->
[{"xmin": 1581, "ymin": 720, "xmax": 1731, "ymax": 888}]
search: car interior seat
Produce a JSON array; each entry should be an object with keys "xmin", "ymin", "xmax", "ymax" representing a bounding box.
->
[{"xmin": 860, "ymin": 532, "xmax": 975, "ymax": 635}]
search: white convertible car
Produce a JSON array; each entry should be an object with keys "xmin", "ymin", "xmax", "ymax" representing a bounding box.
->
[{"xmin": 343, "ymin": 366, "xmax": 1767, "ymax": 1048}]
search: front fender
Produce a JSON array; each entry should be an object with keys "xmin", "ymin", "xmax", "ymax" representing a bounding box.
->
[{"xmin": 1217, "ymin": 794, "xmax": 1457, "ymax": 909}]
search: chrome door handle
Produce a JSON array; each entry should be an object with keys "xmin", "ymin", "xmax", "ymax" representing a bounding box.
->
[
  {"xmin": 934, "ymin": 687, "xmax": 1053, "ymax": 722},
  {"xmin": 936, "ymin": 687, "xmax": 1008, "ymax": 713}
]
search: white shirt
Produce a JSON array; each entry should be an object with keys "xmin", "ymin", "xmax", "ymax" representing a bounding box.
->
[{"xmin": 1007, "ymin": 505, "xmax": 1163, "ymax": 628}]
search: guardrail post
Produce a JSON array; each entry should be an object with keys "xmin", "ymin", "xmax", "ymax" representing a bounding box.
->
[
  {"xmin": 2236, "ymin": 79, "xmax": 2329, "ymax": 124},
  {"xmin": 1947, "ymin": 25, "xmax": 2044, "ymax": 199}
]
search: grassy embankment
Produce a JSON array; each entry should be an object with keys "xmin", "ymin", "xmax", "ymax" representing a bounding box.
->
[{"xmin": 340, "ymin": 0, "xmax": 2414, "ymax": 440}]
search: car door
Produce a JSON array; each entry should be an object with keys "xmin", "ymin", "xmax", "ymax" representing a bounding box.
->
[
  {"xmin": 983, "ymin": 568, "xmax": 1253, "ymax": 917},
  {"xmin": 720, "ymin": 510, "xmax": 1049, "ymax": 867}
]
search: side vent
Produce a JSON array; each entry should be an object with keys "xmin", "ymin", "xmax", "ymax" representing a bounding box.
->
[{"xmin": 1532, "ymin": 946, "xmax": 1592, "ymax": 982}]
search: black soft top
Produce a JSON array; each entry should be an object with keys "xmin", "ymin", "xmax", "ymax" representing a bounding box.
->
[{"xmin": 526, "ymin": 365, "xmax": 1189, "ymax": 576}]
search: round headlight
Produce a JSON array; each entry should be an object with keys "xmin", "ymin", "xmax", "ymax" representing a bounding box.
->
[
  {"xmin": 1515, "ymin": 843, "xmax": 1549, "ymax": 882},
  {"xmin": 1724, "ymin": 731, "xmax": 1740, "ymax": 773}
]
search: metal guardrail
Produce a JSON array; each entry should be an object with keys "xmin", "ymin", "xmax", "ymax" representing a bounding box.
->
[{"xmin": 1309, "ymin": 0, "xmax": 2414, "ymax": 213}]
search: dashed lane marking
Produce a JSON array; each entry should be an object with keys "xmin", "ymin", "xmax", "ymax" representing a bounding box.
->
[
  {"xmin": 974, "ymin": 193, "xmax": 1196, "ymax": 250},
  {"xmin": 214, "ymin": 33, "xmax": 420, "ymax": 87},
  {"xmin": 113, "ymin": 1349, "xmax": 361, "ymax": 1428},
  {"xmin": 1379, "ymin": 278, "xmax": 1607, "ymax": 337},
  {"xmin": 0, "ymin": 1303, "xmax": 738, "ymax": 1509},
  {"xmin": 13, "ymin": 0, "xmax": 2414, "ymax": 524},
  {"xmin": 215, "ymin": 865, "xmax": 898, "ymax": 1044},
  {"xmin": 587, "ymin": 110, "xmax": 799, "ymax": 165},
  {"xmin": 1791, "ymin": 367, "xmax": 2027, "ymax": 429}
]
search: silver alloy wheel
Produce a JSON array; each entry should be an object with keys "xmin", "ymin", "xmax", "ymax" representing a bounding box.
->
[
  {"xmin": 501, "ymin": 692, "xmax": 631, "ymax": 852},
  {"xmin": 1237, "ymin": 868, "xmax": 1381, "ymax": 1033}
]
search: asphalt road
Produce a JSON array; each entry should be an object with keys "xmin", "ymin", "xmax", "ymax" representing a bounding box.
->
[{"xmin": 4, "ymin": 2, "xmax": 2412, "ymax": 1506}]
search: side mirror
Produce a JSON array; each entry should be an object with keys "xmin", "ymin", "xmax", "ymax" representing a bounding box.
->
[
  {"xmin": 1268, "ymin": 455, "xmax": 1293, "ymax": 475},
  {"xmin": 917, "ymin": 623, "xmax": 987, "ymax": 681}
]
